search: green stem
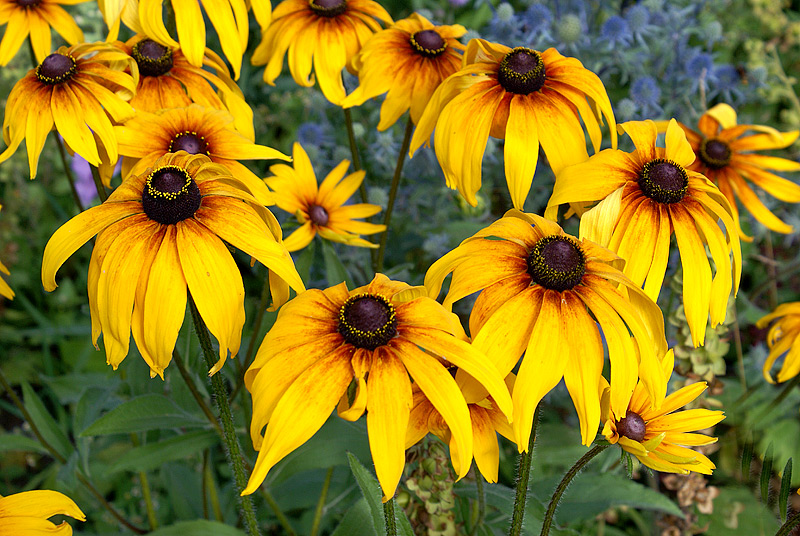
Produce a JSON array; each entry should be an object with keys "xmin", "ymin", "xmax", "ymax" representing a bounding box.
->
[
  {"xmin": 383, "ymin": 498, "xmax": 397, "ymax": 536},
  {"xmin": 776, "ymin": 508, "xmax": 800, "ymax": 536},
  {"xmin": 53, "ymin": 135, "xmax": 85, "ymax": 213},
  {"xmin": 539, "ymin": 445, "xmax": 609, "ymax": 536},
  {"xmin": 471, "ymin": 466, "xmax": 486, "ymax": 536},
  {"xmin": 375, "ymin": 117, "xmax": 413, "ymax": 273},
  {"xmin": 189, "ymin": 297, "xmax": 262, "ymax": 536},
  {"xmin": 310, "ymin": 466, "xmax": 334, "ymax": 536},
  {"xmin": 765, "ymin": 374, "xmax": 800, "ymax": 414},
  {"xmin": 343, "ymin": 108, "xmax": 367, "ymax": 203},
  {"xmin": 508, "ymin": 408, "xmax": 540, "ymax": 536},
  {"xmin": 90, "ymin": 165, "xmax": 108, "ymax": 202},
  {"xmin": 130, "ymin": 434, "xmax": 158, "ymax": 530},
  {"xmin": 260, "ymin": 489, "xmax": 297, "ymax": 536},
  {"xmin": 172, "ymin": 348, "xmax": 224, "ymax": 438},
  {"xmin": 203, "ymin": 450, "xmax": 224, "ymax": 521}
]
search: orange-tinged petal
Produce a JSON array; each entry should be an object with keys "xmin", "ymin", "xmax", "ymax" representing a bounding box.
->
[
  {"xmin": 51, "ymin": 84, "xmax": 100, "ymax": 165},
  {"xmin": 470, "ymin": 405, "xmax": 501, "ymax": 483},
  {"xmin": 532, "ymin": 90, "xmax": 588, "ymax": 176},
  {"xmin": 672, "ymin": 205, "xmax": 712, "ymax": 347},
  {"xmin": 664, "ymin": 119, "xmax": 696, "ymax": 167},
  {"xmin": 504, "ymin": 94, "xmax": 539, "ymax": 209},
  {"xmin": 618, "ymin": 120, "xmax": 657, "ymax": 163}
]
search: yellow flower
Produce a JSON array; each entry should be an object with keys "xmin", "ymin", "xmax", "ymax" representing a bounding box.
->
[
  {"xmin": 425, "ymin": 211, "xmax": 668, "ymax": 449},
  {"xmin": 602, "ymin": 350, "xmax": 724, "ymax": 475},
  {"xmin": 0, "ymin": 0, "xmax": 85, "ymax": 66},
  {"xmin": 0, "ymin": 43, "xmax": 137, "ymax": 179},
  {"xmin": 756, "ymin": 302, "xmax": 800, "ymax": 384},
  {"xmin": 669, "ymin": 103, "xmax": 800, "ymax": 241},
  {"xmin": 409, "ymin": 38, "xmax": 616, "ymax": 210},
  {"xmin": 266, "ymin": 142, "xmax": 385, "ymax": 251},
  {"xmin": 547, "ymin": 119, "xmax": 742, "ymax": 348},
  {"xmin": 97, "ymin": 0, "xmax": 140, "ymax": 41},
  {"xmin": 115, "ymin": 104, "xmax": 288, "ymax": 204},
  {"xmin": 341, "ymin": 13, "xmax": 466, "ymax": 130},
  {"xmin": 41, "ymin": 152, "xmax": 305, "ymax": 379},
  {"xmin": 0, "ymin": 205, "xmax": 12, "ymax": 301},
  {"xmin": 243, "ymin": 274, "xmax": 513, "ymax": 501},
  {"xmin": 252, "ymin": 0, "xmax": 393, "ymax": 105},
  {"xmin": 0, "ymin": 489, "xmax": 85, "ymax": 535},
  {"xmin": 138, "ymin": 0, "xmax": 249, "ymax": 79}
]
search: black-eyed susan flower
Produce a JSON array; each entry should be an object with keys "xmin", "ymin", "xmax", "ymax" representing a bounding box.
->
[
  {"xmin": 253, "ymin": 0, "xmax": 393, "ymax": 105},
  {"xmin": 341, "ymin": 13, "xmax": 466, "ymax": 131},
  {"xmin": 0, "ymin": 0, "xmax": 86, "ymax": 66},
  {"xmin": 406, "ymin": 370, "xmax": 514, "ymax": 483},
  {"xmin": 756, "ymin": 302, "xmax": 800, "ymax": 384},
  {"xmin": 0, "ymin": 43, "xmax": 137, "ymax": 179},
  {"xmin": 138, "ymin": 0, "xmax": 248, "ymax": 79},
  {"xmin": 601, "ymin": 350, "xmax": 724, "ymax": 475},
  {"xmin": 265, "ymin": 142, "xmax": 385, "ymax": 251},
  {"xmin": 243, "ymin": 274, "xmax": 513, "ymax": 501},
  {"xmin": 547, "ymin": 119, "xmax": 742, "ymax": 348},
  {"xmin": 669, "ymin": 103, "xmax": 800, "ymax": 240},
  {"xmin": 409, "ymin": 38, "xmax": 616, "ymax": 210},
  {"xmin": 114, "ymin": 104, "xmax": 288, "ymax": 204},
  {"xmin": 425, "ymin": 211, "xmax": 668, "ymax": 449},
  {"xmin": 0, "ymin": 489, "xmax": 85, "ymax": 534},
  {"xmin": 118, "ymin": 35, "xmax": 255, "ymax": 140},
  {"xmin": 42, "ymin": 152, "xmax": 305, "ymax": 379}
]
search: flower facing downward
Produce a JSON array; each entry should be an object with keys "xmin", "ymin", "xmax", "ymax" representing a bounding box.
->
[
  {"xmin": 243, "ymin": 274, "xmax": 513, "ymax": 501},
  {"xmin": 341, "ymin": 13, "xmax": 466, "ymax": 130},
  {"xmin": 42, "ymin": 152, "xmax": 305, "ymax": 379},
  {"xmin": 409, "ymin": 38, "xmax": 616, "ymax": 210},
  {"xmin": 602, "ymin": 350, "xmax": 725, "ymax": 475},
  {"xmin": 756, "ymin": 302, "xmax": 800, "ymax": 384},
  {"xmin": 252, "ymin": 0, "xmax": 393, "ymax": 105},
  {"xmin": 266, "ymin": 142, "xmax": 385, "ymax": 251},
  {"xmin": 0, "ymin": 489, "xmax": 85, "ymax": 535},
  {"xmin": 0, "ymin": 0, "xmax": 85, "ymax": 66},
  {"xmin": 547, "ymin": 119, "xmax": 742, "ymax": 347}
]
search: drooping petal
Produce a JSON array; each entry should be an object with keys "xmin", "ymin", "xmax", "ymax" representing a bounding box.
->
[{"xmin": 504, "ymin": 94, "xmax": 539, "ymax": 210}]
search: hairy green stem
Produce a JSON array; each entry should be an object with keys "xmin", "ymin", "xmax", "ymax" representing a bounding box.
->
[
  {"xmin": 90, "ymin": 165, "xmax": 108, "ymax": 202},
  {"xmin": 310, "ymin": 466, "xmax": 334, "ymax": 536},
  {"xmin": 383, "ymin": 498, "xmax": 397, "ymax": 536},
  {"xmin": 776, "ymin": 508, "xmax": 800, "ymax": 536},
  {"xmin": 471, "ymin": 465, "xmax": 486, "ymax": 536},
  {"xmin": 509, "ymin": 408, "xmax": 540, "ymax": 536}
]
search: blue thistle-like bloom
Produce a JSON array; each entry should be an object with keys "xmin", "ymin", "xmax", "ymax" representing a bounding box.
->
[
  {"xmin": 685, "ymin": 52, "xmax": 714, "ymax": 78},
  {"xmin": 522, "ymin": 4, "xmax": 554, "ymax": 46},
  {"xmin": 625, "ymin": 4, "xmax": 652, "ymax": 45},
  {"xmin": 708, "ymin": 64, "xmax": 745, "ymax": 103},
  {"xmin": 486, "ymin": 2, "xmax": 528, "ymax": 42},
  {"xmin": 630, "ymin": 76, "xmax": 660, "ymax": 107},
  {"xmin": 556, "ymin": 13, "xmax": 585, "ymax": 48},
  {"xmin": 615, "ymin": 98, "xmax": 638, "ymax": 122},
  {"xmin": 601, "ymin": 15, "xmax": 631, "ymax": 48},
  {"xmin": 496, "ymin": 2, "xmax": 514, "ymax": 23}
]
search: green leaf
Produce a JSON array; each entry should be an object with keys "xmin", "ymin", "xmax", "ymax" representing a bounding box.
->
[
  {"xmin": 779, "ymin": 458, "xmax": 792, "ymax": 521},
  {"xmin": 330, "ymin": 498, "xmax": 380, "ymax": 536},
  {"xmin": 107, "ymin": 430, "xmax": 219, "ymax": 474},
  {"xmin": 21, "ymin": 382, "xmax": 73, "ymax": 460},
  {"xmin": 80, "ymin": 394, "xmax": 205, "ymax": 436},
  {"xmin": 321, "ymin": 240, "xmax": 355, "ymax": 288},
  {"xmin": 696, "ymin": 485, "xmax": 780, "ymax": 535},
  {"xmin": 147, "ymin": 520, "xmax": 247, "ymax": 536},
  {"xmin": 760, "ymin": 442, "xmax": 773, "ymax": 505},
  {"xmin": 396, "ymin": 506, "xmax": 414, "ymax": 536},
  {"xmin": 742, "ymin": 435, "xmax": 754, "ymax": 482},
  {"xmin": 294, "ymin": 237, "xmax": 316, "ymax": 282},
  {"xmin": 0, "ymin": 433, "xmax": 48, "ymax": 454},
  {"xmin": 347, "ymin": 452, "xmax": 385, "ymax": 535}
]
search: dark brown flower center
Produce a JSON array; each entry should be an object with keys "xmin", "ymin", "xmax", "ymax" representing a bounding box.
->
[
  {"xmin": 638, "ymin": 159, "xmax": 688, "ymax": 204},
  {"xmin": 498, "ymin": 48, "xmax": 546, "ymax": 95},
  {"xmin": 309, "ymin": 0, "xmax": 347, "ymax": 17},
  {"xmin": 169, "ymin": 132, "xmax": 210, "ymax": 155},
  {"xmin": 527, "ymin": 235, "xmax": 586, "ymax": 291},
  {"xmin": 308, "ymin": 204, "xmax": 329, "ymax": 226},
  {"xmin": 16, "ymin": 0, "xmax": 42, "ymax": 8},
  {"xmin": 338, "ymin": 294, "xmax": 397, "ymax": 350},
  {"xmin": 35, "ymin": 53, "xmax": 77, "ymax": 85},
  {"xmin": 132, "ymin": 39, "xmax": 174, "ymax": 77},
  {"xmin": 410, "ymin": 30, "xmax": 447, "ymax": 57},
  {"xmin": 616, "ymin": 411, "xmax": 646, "ymax": 442},
  {"xmin": 698, "ymin": 138, "xmax": 731, "ymax": 169},
  {"xmin": 142, "ymin": 166, "xmax": 202, "ymax": 224}
]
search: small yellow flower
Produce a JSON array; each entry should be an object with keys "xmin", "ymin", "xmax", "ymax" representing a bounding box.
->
[
  {"xmin": 0, "ymin": 489, "xmax": 85, "ymax": 535},
  {"xmin": 0, "ymin": 0, "xmax": 86, "ymax": 66},
  {"xmin": 756, "ymin": 302, "xmax": 800, "ymax": 384}
]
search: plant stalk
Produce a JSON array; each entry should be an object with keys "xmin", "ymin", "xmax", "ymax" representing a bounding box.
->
[{"xmin": 509, "ymin": 408, "xmax": 540, "ymax": 536}]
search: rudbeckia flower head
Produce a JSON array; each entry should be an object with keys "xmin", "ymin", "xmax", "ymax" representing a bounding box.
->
[
  {"xmin": 668, "ymin": 103, "xmax": 800, "ymax": 241},
  {"xmin": 756, "ymin": 302, "xmax": 800, "ymax": 384},
  {"xmin": 547, "ymin": 119, "xmax": 742, "ymax": 348},
  {"xmin": 424, "ymin": 211, "xmax": 668, "ymax": 449},
  {"xmin": 41, "ymin": 152, "xmax": 305, "ymax": 379},
  {"xmin": 409, "ymin": 38, "xmax": 616, "ymax": 210},
  {"xmin": 265, "ymin": 142, "xmax": 386, "ymax": 251},
  {"xmin": 602, "ymin": 350, "xmax": 724, "ymax": 475},
  {"xmin": 252, "ymin": 0, "xmax": 393, "ymax": 105},
  {"xmin": 341, "ymin": 13, "xmax": 466, "ymax": 130},
  {"xmin": 243, "ymin": 274, "xmax": 513, "ymax": 501},
  {"xmin": 0, "ymin": 0, "xmax": 86, "ymax": 66},
  {"xmin": 0, "ymin": 42, "xmax": 137, "ymax": 179},
  {"xmin": 0, "ymin": 489, "xmax": 85, "ymax": 535}
]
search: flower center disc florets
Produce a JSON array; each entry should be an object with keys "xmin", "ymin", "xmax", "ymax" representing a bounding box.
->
[
  {"xmin": 170, "ymin": 132, "xmax": 210, "ymax": 155},
  {"xmin": 142, "ymin": 165, "xmax": 202, "ymax": 224},
  {"xmin": 35, "ymin": 53, "xmax": 77, "ymax": 85},
  {"xmin": 638, "ymin": 159, "xmax": 689, "ymax": 204},
  {"xmin": 338, "ymin": 293, "xmax": 397, "ymax": 350},
  {"xmin": 527, "ymin": 235, "xmax": 586, "ymax": 291},
  {"xmin": 616, "ymin": 411, "xmax": 646, "ymax": 442},
  {"xmin": 308, "ymin": 204, "xmax": 329, "ymax": 226},
  {"xmin": 132, "ymin": 39, "xmax": 174, "ymax": 77},
  {"xmin": 410, "ymin": 30, "xmax": 447, "ymax": 57},
  {"xmin": 699, "ymin": 138, "xmax": 732, "ymax": 169},
  {"xmin": 498, "ymin": 48, "xmax": 546, "ymax": 95},
  {"xmin": 309, "ymin": 0, "xmax": 347, "ymax": 17},
  {"xmin": 17, "ymin": 0, "xmax": 42, "ymax": 8}
]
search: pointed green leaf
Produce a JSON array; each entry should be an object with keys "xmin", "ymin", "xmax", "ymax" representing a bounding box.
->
[
  {"xmin": 742, "ymin": 436, "xmax": 754, "ymax": 482},
  {"xmin": 761, "ymin": 442, "xmax": 774, "ymax": 505},
  {"xmin": 80, "ymin": 394, "xmax": 205, "ymax": 436},
  {"xmin": 321, "ymin": 240, "xmax": 355, "ymax": 288},
  {"xmin": 0, "ymin": 433, "xmax": 49, "ymax": 454},
  {"xmin": 21, "ymin": 382, "xmax": 73, "ymax": 460},
  {"xmin": 107, "ymin": 430, "xmax": 219, "ymax": 474},
  {"xmin": 780, "ymin": 458, "xmax": 792, "ymax": 521},
  {"xmin": 330, "ymin": 498, "xmax": 379, "ymax": 536},
  {"xmin": 347, "ymin": 452, "xmax": 385, "ymax": 534}
]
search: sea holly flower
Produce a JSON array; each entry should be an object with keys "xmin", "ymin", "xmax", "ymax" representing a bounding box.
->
[
  {"xmin": 424, "ymin": 211, "xmax": 668, "ymax": 448},
  {"xmin": 409, "ymin": 38, "xmax": 616, "ymax": 211},
  {"xmin": 547, "ymin": 119, "xmax": 742, "ymax": 347},
  {"xmin": 602, "ymin": 350, "xmax": 724, "ymax": 475},
  {"xmin": 243, "ymin": 274, "xmax": 513, "ymax": 501},
  {"xmin": 0, "ymin": 0, "xmax": 86, "ymax": 66},
  {"xmin": 668, "ymin": 103, "xmax": 800, "ymax": 240},
  {"xmin": 41, "ymin": 152, "xmax": 305, "ymax": 379},
  {"xmin": 0, "ymin": 43, "xmax": 137, "ymax": 179},
  {"xmin": 265, "ymin": 142, "xmax": 385, "ymax": 251},
  {"xmin": 252, "ymin": 0, "xmax": 393, "ymax": 105},
  {"xmin": 0, "ymin": 489, "xmax": 85, "ymax": 534},
  {"xmin": 756, "ymin": 302, "xmax": 800, "ymax": 384},
  {"xmin": 341, "ymin": 13, "xmax": 467, "ymax": 131}
]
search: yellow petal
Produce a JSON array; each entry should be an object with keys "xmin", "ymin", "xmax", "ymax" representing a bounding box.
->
[{"xmin": 504, "ymin": 94, "xmax": 539, "ymax": 210}]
